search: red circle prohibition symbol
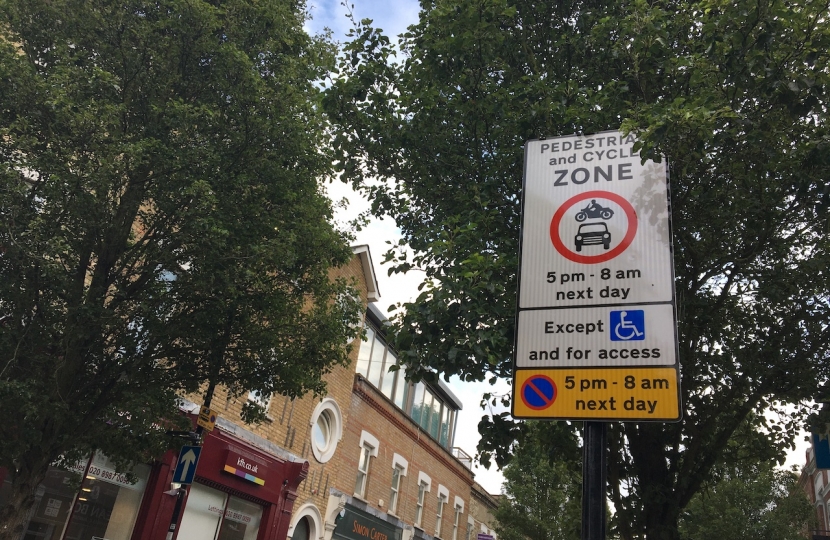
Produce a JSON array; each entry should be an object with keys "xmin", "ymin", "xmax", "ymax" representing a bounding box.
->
[
  {"xmin": 550, "ymin": 190, "xmax": 638, "ymax": 264},
  {"xmin": 520, "ymin": 375, "xmax": 557, "ymax": 410}
]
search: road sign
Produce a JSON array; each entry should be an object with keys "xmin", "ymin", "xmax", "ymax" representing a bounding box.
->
[
  {"xmin": 519, "ymin": 133, "xmax": 674, "ymax": 309},
  {"xmin": 172, "ymin": 445, "xmax": 202, "ymax": 485},
  {"xmin": 515, "ymin": 304, "xmax": 676, "ymax": 368},
  {"xmin": 197, "ymin": 406, "xmax": 217, "ymax": 432},
  {"xmin": 514, "ymin": 368, "xmax": 680, "ymax": 420},
  {"xmin": 520, "ymin": 375, "xmax": 557, "ymax": 410},
  {"xmin": 513, "ymin": 131, "xmax": 680, "ymax": 421}
]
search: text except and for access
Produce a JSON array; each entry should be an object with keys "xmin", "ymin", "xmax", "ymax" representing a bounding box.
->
[{"xmin": 528, "ymin": 346, "xmax": 661, "ymax": 361}]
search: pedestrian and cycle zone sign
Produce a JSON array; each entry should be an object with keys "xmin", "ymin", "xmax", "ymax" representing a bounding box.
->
[{"xmin": 512, "ymin": 130, "xmax": 681, "ymax": 421}]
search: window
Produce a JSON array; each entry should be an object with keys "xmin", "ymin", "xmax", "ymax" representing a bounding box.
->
[
  {"xmin": 415, "ymin": 481, "xmax": 427, "ymax": 527},
  {"xmin": 356, "ymin": 323, "xmax": 407, "ymax": 406},
  {"xmin": 178, "ymin": 482, "xmax": 263, "ymax": 540},
  {"xmin": 309, "ymin": 398, "xmax": 342, "ymax": 463},
  {"xmin": 247, "ymin": 390, "xmax": 271, "ymax": 410},
  {"xmin": 435, "ymin": 493, "xmax": 447, "ymax": 537},
  {"xmin": 292, "ymin": 517, "xmax": 311, "ymax": 540},
  {"xmin": 466, "ymin": 517, "xmax": 474, "ymax": 540},
  {"xmin": 355, "ymin": 445, "xmax": 373, "ymax": 498},
  {"xmin": 2, "ymin": 453, "xmax": 152, "ymax": 540},
  {"xmin": 290, "ymin": 503, "xmax": 323, "ymax": 540},
  {"xmin": 410, "ymin": 383, "xmax": 456, "ymax": 449},
  {"xmin": 452, "ymin": 497, "xmax": 465, "ymax": 540},
  {"xmin": 388, "ymin": 453, "xmax": 408, "ymax": 516},
  {"xmin": 389, "ymin": 465, "xmax": 403, "ymax": 514},
  {"xmin": 354, "ymin": 431, "xmax": 378, "ymax": 499}
]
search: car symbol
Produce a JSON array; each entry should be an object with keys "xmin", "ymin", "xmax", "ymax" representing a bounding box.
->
[{"xmin": 575, "ymin": 223, "xmax": 611, "ymax": 251}]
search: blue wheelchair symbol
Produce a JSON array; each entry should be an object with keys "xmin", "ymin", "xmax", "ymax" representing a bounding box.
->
[{"xmin": 610, "ymin": 310, "xmax": 645, "ymax": 341}]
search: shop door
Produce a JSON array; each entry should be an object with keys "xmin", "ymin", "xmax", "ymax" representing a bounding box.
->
[{"xmin": 178, "ymin": 482, "xmax": 264, "ymax": 540}]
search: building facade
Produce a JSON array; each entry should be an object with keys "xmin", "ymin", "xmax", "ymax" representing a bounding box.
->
[
  {"xmin": 0, "ymin": 246, "xmax": 499, "ymax": 540},
  {"xmin": 800, "ymin": 441, "xmax": 830, "ymax": 540}
]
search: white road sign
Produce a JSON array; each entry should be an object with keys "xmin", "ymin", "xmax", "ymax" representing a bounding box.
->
[
  {"xmin": 515, "ymin": 304, "xmax": 677, "ymax": 368},
  {"xmin": 513, "ymin": 130, "xmax": 681, "ymax": 421},
  {"xmin": 519, "ymin": 131, "xmax": 673, "ymax": 308}
]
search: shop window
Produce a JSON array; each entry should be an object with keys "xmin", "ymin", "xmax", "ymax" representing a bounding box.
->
[
  {"xmin": 310, "ymin": 398, "xmax": 343, "ymax": 463},
  {"xmin": 220, "ymin": 496, "xmax": 263, "ymax": 540},
  {"xmin": 178, "ymin": 482, "xmax": 263, "ymax": 540},
  {"xmin": 0, "ymin": 452, "xmax": 150, "ymax": 540}
]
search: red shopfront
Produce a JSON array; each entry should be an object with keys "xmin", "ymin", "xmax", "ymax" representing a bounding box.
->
[
  {"xmin": 0, "ymin": 424, "xmax": 307, "ymax": 540},
  {"xmin": 135, "ymin": 426, "xmax": 308, "ymax": 540}
]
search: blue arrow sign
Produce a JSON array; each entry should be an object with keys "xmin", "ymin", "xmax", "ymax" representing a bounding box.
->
[{"xmin": 173, "ymin": 445, "xmax": 202, "ymax": 484}]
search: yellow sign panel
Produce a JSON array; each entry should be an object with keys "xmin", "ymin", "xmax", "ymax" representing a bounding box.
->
[
  {"xmin": 197, "ymin": 406, "xmax": 217, "ymax": 432},
  {"xmin": 512, "ymin": 367, "xmax": 680, "ymax": 421}
]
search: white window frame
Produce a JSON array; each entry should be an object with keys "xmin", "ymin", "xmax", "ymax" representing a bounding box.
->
[
  {"xmin": 452, "ymin": 497, "xmax": 465, "ymax": 540},
  {"xmin": 354, "ymin": 431, "xmax": 379, "ymax": 499},
  {"xmin": 389, "ymin": 465, "xmax": 404, "ymax": 515},
  {"xmin": 415, "ymin": 472, "xmax": 431, "ymax": 528},
  {"xmin": 309, "ymin": 398, "xmax": 343, "ymax": 463},
  {"xmin": 247, "ymin": 389, "xmax": 271, "ymax": 410},
  {"xmin": 436, "ymin": 495, "xmax": 447, "ymax": 537},
  {"xmin": 389, "ymin": 453, "xmax": 409, "ymax": 515},
  {"xmin": 288, "ymin": 503, "xmax": 323, "ymax": 540}
]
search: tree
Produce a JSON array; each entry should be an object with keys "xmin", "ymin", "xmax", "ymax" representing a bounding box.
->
[
  {"xmin": 494, "ymin": 422, "xmax": 582, "ymax": 540},
  {"xmin": 678, "ymin": 464, "xmax": 813, "ymax": 540},
  {"xmin": 324, "ymin": 0, "xmax": 830, "ymax": 538},
  {"xmin": 0, "ymin": 0, "xmax": 359, "ymax": 535}
]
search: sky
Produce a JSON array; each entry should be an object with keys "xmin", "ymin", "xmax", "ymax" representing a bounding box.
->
[
  {"xmin": 303, "ymin": 0, "xmax": 811, "ymax": 495},
  {"xmin": 303, "ymin": 0, "xmax": 512, "ymax": 496}
]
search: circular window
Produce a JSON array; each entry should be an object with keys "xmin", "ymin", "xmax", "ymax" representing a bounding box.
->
[
  {"xmin": 313, "ymin": 411, "xmax": 331, "ymax": 450},
  {"xmin": 310, "ymin": 398, "xmax": 342, "ymax": 463}
]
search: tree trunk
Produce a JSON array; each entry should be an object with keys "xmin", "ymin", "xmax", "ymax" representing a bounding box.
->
[
  {"xmin": 642, "ymin": 503, "xmax": 681, "ymax": 540},
  {"xmin": 0, "ymin": 447, "xmax": 54, "ymax": 540}
]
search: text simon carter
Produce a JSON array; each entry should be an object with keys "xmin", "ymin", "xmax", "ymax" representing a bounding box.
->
[{"xmin": 352, "ymin": 520, "xmax": 389, "ymax": 540}]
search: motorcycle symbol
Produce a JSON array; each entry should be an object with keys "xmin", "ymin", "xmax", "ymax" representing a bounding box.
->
[{"xmin": 575, "ymin": 200, "xmax": 614, "ymax": 222}]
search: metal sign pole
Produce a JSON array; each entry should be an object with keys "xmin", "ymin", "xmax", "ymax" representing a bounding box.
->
[
  {"xmin": 165, "ymin": 429, "xmax": 203, "ymax": 540},
  {"xmin": 581, "ymin": 421, "xmax": 606, "ymax": 540}
]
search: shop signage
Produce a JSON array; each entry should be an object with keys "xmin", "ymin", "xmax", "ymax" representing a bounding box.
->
[
  {"xmin": 68, "ymin": 452, "xmax": 147, "ymax": 491},
  {"xmin": 514, "ymin": 131, "xmax": 681, "ymax": 421},
  {"xmin": 333, "ymin": 505, "xmax": 402, "ymax": 540},
  {"xmin": 223, "ymin": 449, "xmax": 266, "ymax": 486}
]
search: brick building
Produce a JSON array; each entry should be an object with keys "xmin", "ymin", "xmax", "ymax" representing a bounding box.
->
[
  {"xmin": 800, "ymin": 440, "xmax": 830, "ymax": 539},
  {"xmin": 0, "ymin": 246, "xmax": 499, "ymax": 540}
]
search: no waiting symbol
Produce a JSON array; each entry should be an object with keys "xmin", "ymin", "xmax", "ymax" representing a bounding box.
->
[{"xmin": 521, "ymin": 375, "xmax": 557, "ymax": 410}]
